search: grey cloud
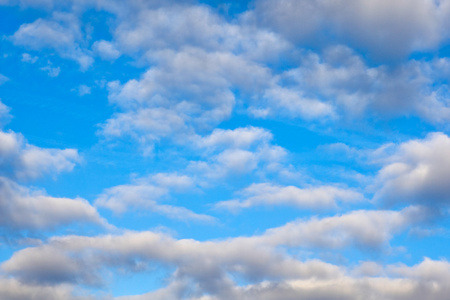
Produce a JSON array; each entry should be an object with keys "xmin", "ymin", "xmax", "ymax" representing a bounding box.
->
[
  {"xmin": 0, "ymin": 230, "xmax": 343, "ymax": 289},
  {"xmin": 251, "ymin": 46, "xmax": 450, "ymax": 123},
  {"xmin": 253, "ymin": 0, "xmax": 449, "ymax": 60},
  {"xmin": 0, "ymin": 277, "xmax": 93, "ymax": 300},
  {"xmin": 2, "ymin": 228, "xmax": 449, "ymax": 299},
  {"xmin": 373, "ymin": 132, "xmax": 450, "ymax": 207},
  {"xmin": 2, "ymin": 206, "xmax": 427, "ymax": 287}
]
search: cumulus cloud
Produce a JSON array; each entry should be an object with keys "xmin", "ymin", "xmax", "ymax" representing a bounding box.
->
[
  {"xmin": 0, "ymin": 277, "xmax": 92, "ymax": 300},
  {"xmin": 95, "ymin": 173, "xmax": 213, "ymax": 222},
  {"xmin": 0, "ymin": 176, "xmax": 103, "ymax": 231},
  {"xmin": 216, "ymin": 183, "xmax": 364, "ymax": 211},
  {"xmin": 248, "ymin": 46, "xmax": 450, "ymax": 123},
  {"xmin": 373, "ymin": 132, "xmax": 450, "ymax": 207},
  {"xmin": 92, "ymin": 40, "xmax": 121, "ymax": 60},
  {"xmin": 253, "ymin": 0, "xmax": 450, "ymax": 59},
  {"xmin": 259, "ymin": 205, "xmax": 431, "ymax": 250},
  {"xmin": 12, "ymin": 12, "xmax": 93, "ymax": 69},
  {"xmin": 1, "ymin": 223, "xmax": 446, "ymax": 299},
  {"xmin": 0, "ymin": 130, "xmax": 80, "ymax": 180},
  {"xmin": 187, "ymin": 126, "xmax": 287, "ymax": 179}
]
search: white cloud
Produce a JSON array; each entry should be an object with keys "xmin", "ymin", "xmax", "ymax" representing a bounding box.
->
[
  {"xmin": 92, "ymin": 40, "xmax": 121, "ymax": 60},
  {"xmin": 0, "ymin": 130, "xmax": 80, "ymax": 180},
  {"xmin": 195, "ymin": 126, "xmax": 273, "ymax": 151},
  {"xmin": 12, "ymin": 12, "xmax": 93, "ymax": 69},
  {"xmin": 259, "ymin": 205, "xmax": 431, "ymax": 250},
  {"xmin": 0, "ymin": 100, "xmax": 11, "ymax": 126},
  {"xmin": 21, "ymin": 53, "xmax": 38, "ymax": 63},
  {"xmin": 95, "ymin": 173, "xmax": 213, "ymax": 222},
  {"xmin": 0, "ymin": 176, "xmax": 103, "ymax": 231},
  {"xmin": 373, "ymin": 132, "xmax": 450, "ymax": 207},
  {"xmin": 256, "ymin": 86, "xmax": 336, "ymax": 120},
  {"xmin": 78, "ymin": 84, "xmax": 91, "ymax": 96},
  {"xmin": 40, "ymin": 65, "xmax": 60, "ymax": 77},
  {"xmin": 216, "ymin": 183, "xmax": 364, "ymax": 212},
  {"xmin": 187, "ymin": 127, "xmax": 287, "ymax": 179}
]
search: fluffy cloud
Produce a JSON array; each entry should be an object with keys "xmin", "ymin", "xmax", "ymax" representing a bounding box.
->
[
  {"xmin": 102, "ymin": 48, "xmax": 272, "ymax": 146},
  {"xmin": 259, "ymin": 205, "xmax": 431, "ymax": 250},
  {"xmin": 0, "ymin": 277, "xmax": 92, "ymax": 300},
  {"xmin": 12, "ymin": 12, "xmax": 93, "ymax": 69},
  {"xmin": 95, "ymin": 173, "xmax": 213, "ymax": 222},
  {"xmin": 0, "ymin": 130, "xmax": 80, "ymax": 180},
  {"xmin": 216, "ymin": 183, "xmax": 364, "ymax": 211},
  {"xmin": 249, "ymin": 46, "xmax": 450, "ymax": 123},
  {"xmin": 187, "ymin": 126, "xmax": 287, "ymax": 179},
  {"xmin": 374, "ymin": 132, "xmax": 450, "ymax": 207},
  {"xmin": 1, "ymin": 222, "xmax": 446, "ymax": 299},
  {"xmin": 92, "ymin": 40, "xmax": 121, "ymax": 61},
  {"xmin": 253, "ymin": 0, "xmax": 450, "ymax": 59},
  {"xmin": 0, "ymin": 176, "xmax": 103, "ymax": 231}
]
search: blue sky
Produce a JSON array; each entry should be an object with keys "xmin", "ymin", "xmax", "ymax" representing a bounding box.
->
[{"xmin": 1, "ymin": 0, "xmax": 450, "ymax": 299}]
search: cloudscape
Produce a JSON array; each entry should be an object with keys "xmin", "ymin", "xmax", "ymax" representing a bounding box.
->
[{"xmin": 1, "ymin": 0, "xmax": 450, "ymax": 299}]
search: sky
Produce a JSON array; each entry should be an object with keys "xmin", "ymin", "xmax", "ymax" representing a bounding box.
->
[{"xmin": 1, "ymin": 0, "xmax": 450, "ymax": 299}]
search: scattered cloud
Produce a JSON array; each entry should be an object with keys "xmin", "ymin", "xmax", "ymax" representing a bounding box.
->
[
  {"xmin": 78, "ymin": 84, "xmax": 91, "ymax": 96},
  {"xmin": 216, "ymin": 183, "xmax": 364, "ymax": 212},
  {"xmin": 0, "ymin": 176, "xmax": 103, "ymax": 231},
  {"xmin": 0, "ymin": 130, "xmax": 80, "ymax": 180},
  {"xmin": 373, "ymin": 132, "xmax": 450, "ymax": 208},
  {"xmin": 21, "ymin": 53, "xmax": 38, "ymax": 63},
  {"xmin": 12, "ymin": 12, "xmax": 93, "ymax": 69}
]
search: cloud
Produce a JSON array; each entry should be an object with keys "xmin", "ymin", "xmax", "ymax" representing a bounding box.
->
[
  {"xmin": 216, "ymin": 183, "xmax": 364, "ymax": 212},
  {"xmin": 0, "ymin": 74, "xmax": 9, "ymax": 85},
  {"xmin": 195, "ymin": 126, "xmax": 273, "ymax": 151},
  {"xmin": 0, "ymin": 176, "xmax": 103, "ymax": 231},
  {"xmin": 95, "ymin": 173, "xmax": 213, "ymax": 222},
  {"xmin": 0, "ymin": 100, "xmax": 12, "ymax": 126},
  {"xmin": 250, "ymin": 46, "xmax": 450, "ymax": 123},
  {"xmin": 102, "ymin": 48, "xmax": 272, "ymax": 148},
  {"xmin": 187, "ymin": 127, "xmax": 287, "ymax": 179},
  {"xmin": 373, "ymin": 132, "xmax": 450, "ymax": 207},
  {"xmin": 0, "ymin": 130, "xmax": 80, "ymax": 180},
  {"xmin": 92, "ymin": 40, "xmax": 121, "ymax": 61},
  {"xmin": 21, "ymin": 53, "xmax": 38, "ymax": 63},
  {"xmin": 78, "ymin": 85, "xmax": 91, "ymax": 96},
  {"xmin": 12, "ymin": 12, "xmax": 93, "ymax": 69},
  {"xmin": 40, "ymin": 65, "xmax": 61, "ymax": 77},
  {"xmin": 253, "ymin": 0, "xmax": 449, "ymax": 60},
  {"xmin": 2, "ymin": 226, "xmax": 447, "ymax": 299},
  {"xmin": 0, "ymin": 277, "xmax": 92, "ymax": 300},
  {"xmin": 259, "ymin": 205, "xmax": 431, "ymax": 250}
]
